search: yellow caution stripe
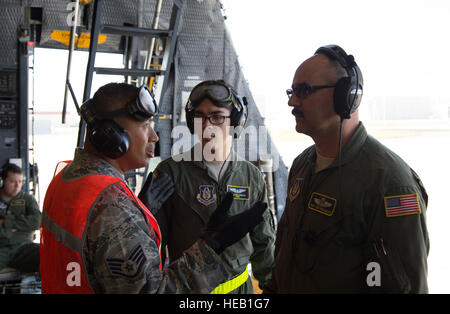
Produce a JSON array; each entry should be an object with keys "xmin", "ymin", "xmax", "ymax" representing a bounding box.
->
[
  {"xmin": 210, "ymin": 265, "xmax": 249, "ymax": 294},
  {"xmin": 50, "ymin": 30, "xmax": 107, "ymax": 48}
]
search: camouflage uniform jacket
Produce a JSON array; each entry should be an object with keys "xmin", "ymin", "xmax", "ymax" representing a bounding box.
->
[{"xmin": 63, "ymin": 149, "xmax": 228, "ymax": 293}]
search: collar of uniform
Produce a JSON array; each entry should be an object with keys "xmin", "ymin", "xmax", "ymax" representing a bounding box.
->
[
  {"xmin": 307, "ymin": 122, "xmax": 368, "ymax": 169},
  {"xmin": 0, "ymin": 190, "xmax": 23, "ymax": 204},
  {"xmin": 63, "ymin": 148, "xmax": 125, "ymax": 181},
  {"xmin": 189, "ymin": 144, "xmax": 238, "ymax": 173},
  {"xmin": 330, "ymin": 122, "xmax": 367, "ymax": 168}
]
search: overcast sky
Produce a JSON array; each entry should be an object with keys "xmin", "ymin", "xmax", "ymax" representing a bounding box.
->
[{"xmin": 222, "ymin": 0, "xmax": 450, "ymax": 126}]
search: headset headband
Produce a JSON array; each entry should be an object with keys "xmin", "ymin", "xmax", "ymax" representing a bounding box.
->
[
  {"xmin": 315, "ymin": 45, "xmax": 356, "ymax": 76},
  {"xmin": 315, "ymin": 44, "xmax": 363, "ymax": 119}
]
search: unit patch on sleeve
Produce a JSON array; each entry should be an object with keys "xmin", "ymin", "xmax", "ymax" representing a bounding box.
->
[
  {"xmin": 308, "ymin": 192, "xmax": 337, "ymax": 216},
  {"xmin": 226, "ymin": 185, "xmax": 250, "ymax": 200},
  {"xmin": 384, "ymin": 194, "xmax": 421, "ymax": 217},
  {"xmin": 289, "ymin": 178, "xmax": 303, "ymax": 201},
  {"xmin": 196, "ymin": 185, "xmax": 217, "ymax": 206}
]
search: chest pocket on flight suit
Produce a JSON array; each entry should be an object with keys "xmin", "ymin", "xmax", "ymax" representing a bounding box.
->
[
  {"xmin": 293, "ymin": 200, "xmax": 362, "ymax": 278},
  {"xmin": 293, "ymin": 212, "xmax": 341, "ymax": 272}
]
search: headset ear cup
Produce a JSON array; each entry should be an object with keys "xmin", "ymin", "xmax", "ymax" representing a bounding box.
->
[
  {"xmin": 316, "ymin": 45, "xmax": 363, "ymax": 120},
  {"xmin": 229, "ymin": 101, "xmax": 248, "ymax": 139},
  {"xmin": 350, "ymin": 67, "xmax": 364, "ymax": 113},
  {"xmin": 334, "ymin": 77, "xmax": 352, "ymax": 119},
  {"xmin": 89, "ymin": 119, "xmax": 130, "ymax": 159},
  {"xmin": 236, "ymin": 106, "xmax": 247, "ymax": 138},
  {"xmin": 230, "ymin": 109, "xmax": 241, "ymax": 138}
]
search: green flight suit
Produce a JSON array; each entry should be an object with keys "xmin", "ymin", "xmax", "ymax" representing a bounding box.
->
[
  {"xmin": 0, "ymin": 191, "xmax": 41, "ymax": 273},
  {"xmin": 266, "ymin": 122, "xmax": 429, "ymax": 293},
  {"xmin": 154, "ymin": 145, "xmax": 276, "ymax": 293}
]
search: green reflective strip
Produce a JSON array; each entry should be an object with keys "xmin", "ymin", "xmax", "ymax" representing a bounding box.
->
[
  {"xmin": 41, "ymin": 211, "xmax": 83, "ymax": 254},
  {"xmin": 210, "ymin": 265, "xmax": 249, "ymax": 294}
]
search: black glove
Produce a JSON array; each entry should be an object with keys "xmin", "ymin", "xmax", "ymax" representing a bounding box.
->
[
  {"xmin": 138, "ymin": 172, "xmax": 174, "ymax": 215},
  {"xmin": 201, "ymin": 192, "xmax": 268, "ymax": 255}
]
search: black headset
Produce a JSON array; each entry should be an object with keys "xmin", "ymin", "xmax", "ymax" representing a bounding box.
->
[
  {"xmin": 315, "ymin": 45, "xmax": 363, "ymax": 119},
  {"xmin": 80, "ymin": 99, "xmax": 130, "ymax": 159},
  {"xmin": 185, "ymin": 80, "xmax": 248, "ymax": 139}
]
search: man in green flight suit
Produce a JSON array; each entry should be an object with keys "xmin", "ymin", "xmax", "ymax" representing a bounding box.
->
[
  {"xmin": 0, "ymin": 163, "xmax": 41, "ymax": 274},
  {"xmin": 147, "ymin": 80, "xmax": 275, "ymax": 294},
  {"xmin": 264, "ymin": 45, "xmax": 429, "ymax": 293}
]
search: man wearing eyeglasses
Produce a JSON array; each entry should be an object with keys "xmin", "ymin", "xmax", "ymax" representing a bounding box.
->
[
  {"xmin": 40, "ymin": 82, "xmax": 267, "ymax": 293},
  {"xmin": 264, "ymin": 45, "xmax": 429, "ymax": 293},
  {"xmin": 151, "ymin": 80, "xmax": 275, "ymax": 294}
]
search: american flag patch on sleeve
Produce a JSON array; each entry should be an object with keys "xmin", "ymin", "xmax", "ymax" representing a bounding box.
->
[{"xmin": 384, "ymin": 194, "xmax": 421, "ymax": 217}]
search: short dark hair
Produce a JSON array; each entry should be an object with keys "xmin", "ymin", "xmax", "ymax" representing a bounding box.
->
[{"xmin": 1, "ymin": 163, "xmax": 23, "ymax": 181}]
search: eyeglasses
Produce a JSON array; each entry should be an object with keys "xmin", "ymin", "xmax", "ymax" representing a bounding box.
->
[
  {"xmin": 286, "ymin": 83, "xmax": 336, "ymax": 100},
  {"xmin": 193, "ymin": 114, "xmax": 231, "ymax": 125},
  {"xmin": 104, "ymin": 85, "xmax": 158, "ymax": 121}
]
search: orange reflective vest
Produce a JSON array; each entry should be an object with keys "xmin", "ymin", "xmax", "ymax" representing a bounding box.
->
[{"xmin": 40, "ymin": 164, "xmax": 162, "ymax": 294}]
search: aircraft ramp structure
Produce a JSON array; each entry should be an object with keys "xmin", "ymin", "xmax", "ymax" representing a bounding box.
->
[{"xmin": 0, "ymin": 0, "xmax": 288, "ymax": 219}]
